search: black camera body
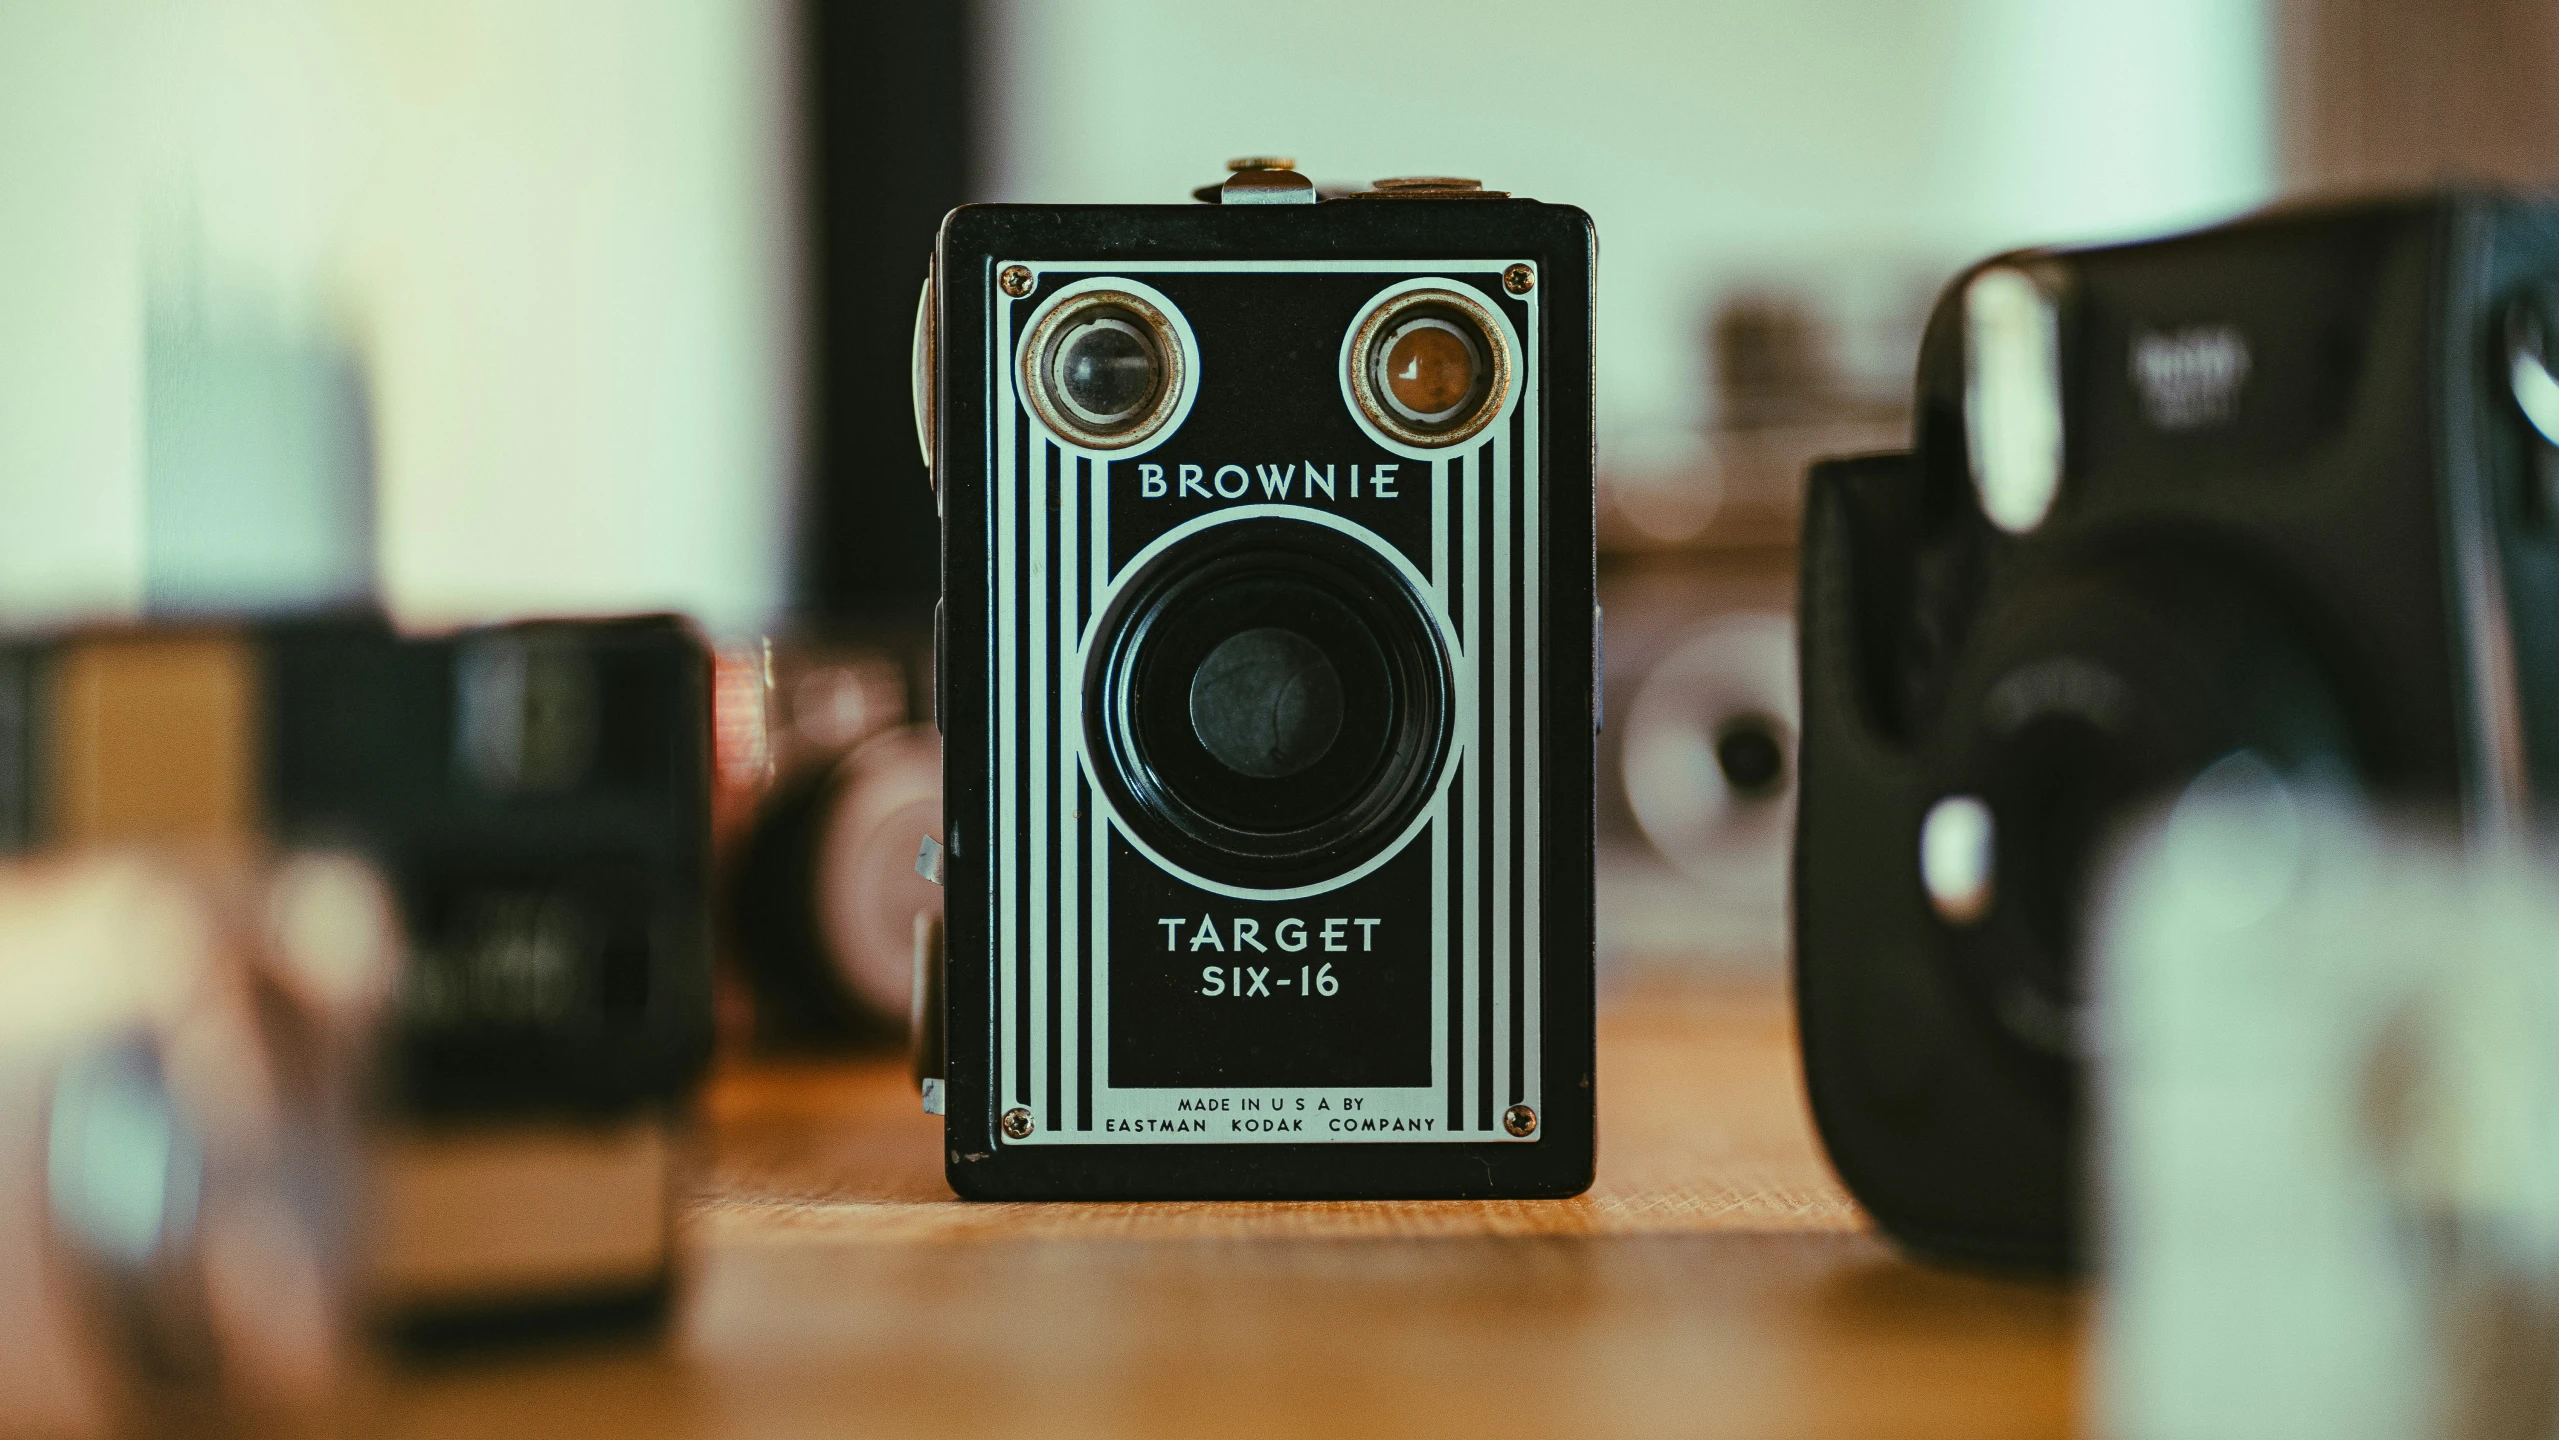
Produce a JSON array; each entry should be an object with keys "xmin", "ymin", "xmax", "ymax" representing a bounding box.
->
[
  {"xmin": 257, "ymin": 614, "xmax": 715, "ymax": 1122},
  {"xmin": 921, "ymin": 177, "xmax": 1597, "ymax": 1199},
  {"xmin": 1796, "ymin": 194, "xmax": 2559, "ymax": 1267}
]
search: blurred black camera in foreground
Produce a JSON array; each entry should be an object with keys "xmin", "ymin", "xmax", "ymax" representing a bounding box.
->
[
  {"xmin": 0, "ymin": 854, "xmax": 391, "ymax": 1435},
  {"xmin": 0, "ymin": 613, "xmax": 712, "ymax": 1333},
  {"xmin": 1796, "ymin": 193, "xmax": 2559, "ymax": 1268},
  {"xmin": 917, "ymin": 161, "xmax": 1597, "ymax": 1199}
]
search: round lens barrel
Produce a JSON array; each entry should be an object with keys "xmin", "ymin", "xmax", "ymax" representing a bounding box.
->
[
  {"xmin": 1020, "ymin": 289, "xmax": 1186, "ymax": 450},
  {"xmin": 1085, "ymin": 521, "xmax": 1451, "ymax": 885},
  {"xmin": 1346, "ymin": 287, "xmax": 1511, "ymax": 448},
  {"xmin": 1927, "ymin": 564, "xmax": 2357, "ymax": 1058},
  {"xmin": 1714, "ymin": 716, "xmax": 1786, "ymax": 797}
]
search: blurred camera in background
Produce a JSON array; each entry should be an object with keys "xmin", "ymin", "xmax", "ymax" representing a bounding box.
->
[
  {"xmin": 715, "ymin": 637, "xmax": 943, "ymax": 1050},
  {"xmin": 0, "ymin": 613, "xmax": 715, "ymax": 1343},
  {"xmin": 1597, "ymin": 563, "xmax": 1796, "ymax": 971},
  {"xmin": 1794, "ymin": 193, "xmax": 2559, "ymax": 1268},
  {"xmin": 0, "ymin": 853, "xmax": 391, "ymax": 1438},
  {"xmin": 1593, "ymin": 285, "xmax": 1919, "ymax": 977}
]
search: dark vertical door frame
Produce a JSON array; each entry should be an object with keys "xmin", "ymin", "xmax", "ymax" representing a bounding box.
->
[{"xmin": 800, "ymin": 0, "xmax": 978, "ymax": 617}]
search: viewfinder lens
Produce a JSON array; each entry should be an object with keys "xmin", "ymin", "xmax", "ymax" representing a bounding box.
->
[
  {"xmin": 1346, "ymin": 287, "xmax": 1511, "ymax": 447},
  {"xmin": 1378, "ymin": 319, "xmax": 1483, "ymax": 424},
  {"xmin": 1052, "ymin": 315, "xmax": 1162, "ymax": 428},
  {"xmin": 1020, "ymin": 288, "xmax": 1186, "ymax": 450}
]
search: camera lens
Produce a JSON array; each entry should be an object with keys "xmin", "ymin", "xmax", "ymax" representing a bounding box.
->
[
  {"xmin": 1347, "ymin": 287, "xmax": 1512, "ymax": 448},
  {"xmin": 1714, "ymin": 716, "xmax": 1785, "ymax": 797},
  {"xmin": 1087, "ymin": 520, "xmax": 1451, "ymax": 884},
  {"xmin": 1188, "ymin": 627, "xmax": 1345, "ymax": 780},
  {"xmin": 1930, "ymin": 565, "xmax": 2355, "ymax": 1057},
  {"xmin": 1619, "ymin": 613, "xmax": 1797, "ymax": 899},
  {"xmin": 1377, "ymin": 318, "xmax": 1484, "ymax": 426},
  {"xmin": 1141, "ymin": 580, "xmax": 1393, "ymax": 836},
  {"xmin": 1051, "ymin": 315, "xmax": 1161, "ymax": 428}
]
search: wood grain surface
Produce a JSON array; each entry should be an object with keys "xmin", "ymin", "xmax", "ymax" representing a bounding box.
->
[{"xmin": 374, "ymin": 975, "xmax": 2084, "ymax": 1438}]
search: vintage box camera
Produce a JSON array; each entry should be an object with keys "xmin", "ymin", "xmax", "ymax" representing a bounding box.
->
[
  {"xmin": 0, "ymin": 613, "xmax": 712, "ymax": 1325},
  {"xmin": 1796, "ymin": 194, "xmax": 2559, "ymax": 1268},
  {"xmin": 916, "ymin": 163, "xmax": 1597, "ymax": 1198}
]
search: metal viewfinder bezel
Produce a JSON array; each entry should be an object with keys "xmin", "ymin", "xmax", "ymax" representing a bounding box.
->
[
  {"xmin": 1021, "ymin": 288, "xmax": 1188, "ymax": 450},
  {"xmin": 1346, "ymin": 286, "xmax": 1515, "ymax": 449}
]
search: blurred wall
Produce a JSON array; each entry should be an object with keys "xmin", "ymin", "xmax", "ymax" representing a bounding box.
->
[
  {"xmin": 0, "ymin": 0, "xmax": 2294, "ymax": 633},
  {"xmin": 984, "ymin": 0, "xmax": 2275, "ymax": 460},
  {"xmin": 0, "ymin": 1, "xmax": 797, "ymax": 634},
  {"xmin": 2278, "ymin": 0, "xmax": 2559, "ymax": 193},
  {"xmin": 0, "ymin": 10, "xmax": 149, "ymax": 623}
]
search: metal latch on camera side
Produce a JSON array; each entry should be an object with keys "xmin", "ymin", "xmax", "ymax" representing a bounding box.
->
[
  {"xmin": 912, "ymin": 909, "xmax": 946, "ymax": 1116},
  {"xmin": 914, "ymin": 835, "xmax": 947, "ymax": 1115},
  {"xmin": 911, "ymin": 253, "xmax": 937, "ymax": 496}
]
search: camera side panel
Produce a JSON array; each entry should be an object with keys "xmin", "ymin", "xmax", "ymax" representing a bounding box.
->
[{"xmin": 1792, "ymin": 454, "xmax": 2080, "ymax": 1266}]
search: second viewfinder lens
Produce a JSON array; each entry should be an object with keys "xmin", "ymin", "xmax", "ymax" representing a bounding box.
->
[
  {"xmin": 1346, "ymin": 285, "xmax": 1512, "ymax": 448},
  {"xmin": 1377, "ymin": 318, "xmax": 1484, "ymax": 426}
]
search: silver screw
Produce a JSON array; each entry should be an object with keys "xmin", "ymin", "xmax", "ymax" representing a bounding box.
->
[
  {"xmin": 1503, "ymin": 1104, "xmax": 1538, "ymax": 1137},
  {"xmin": 1000, "ymin": 1107, "xmax": 1034, "ymax": 1139},
  {"xmin": 999, "ymin": 266, "xmax": 1033, "ymax": 298},
  {"xmin": 1503, "ymin": 264, "xmax": 1535, "ymax": 295}
]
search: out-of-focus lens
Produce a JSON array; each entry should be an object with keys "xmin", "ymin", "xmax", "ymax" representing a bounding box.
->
[
  {"xmin": 813, "ymin": 725, "xmax": 944, "ymax": 1031},
  {"xmin": 1621, "ymin": 613, "xmax": 1798, "ymax": 893},
  {"xmin": 1713, "ymin": 716, "xmax": 1785, "ymax": 797},
  {"xmin": 1052, "ymin": 316, "xmax": 1162, "ymax": 428}
]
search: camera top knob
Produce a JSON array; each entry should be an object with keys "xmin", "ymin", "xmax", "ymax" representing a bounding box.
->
[
  {"xmin": 1359, "ymin": 177, "xmax": 1510, "ymax": 200},
  {"xmin": 1211, "ymin": 156, "xmax": 1315, "ymax": 206}
]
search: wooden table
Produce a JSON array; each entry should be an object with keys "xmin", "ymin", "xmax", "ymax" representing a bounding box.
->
[{"xmin": 379, "ymin": 974, "xmax": 2084, "ymax": 1438}]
